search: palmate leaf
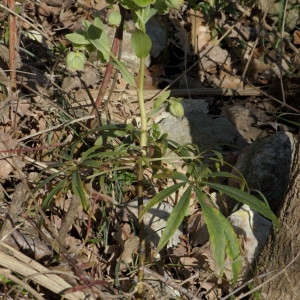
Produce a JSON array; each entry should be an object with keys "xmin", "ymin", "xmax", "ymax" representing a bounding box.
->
[
  {"xmin": 157, "ymin": 186, "xmax": 192, "ymax": 251},
  {"xmin": 195, "ymin": 187, "xmax": 242, "ymax": 281},
  {"xmin": 203, "ymin": 182, "xmax": 279, "ymax": 225}
]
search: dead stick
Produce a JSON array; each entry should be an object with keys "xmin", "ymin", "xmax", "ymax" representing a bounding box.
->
[
  {"xmin": 89, "ymin": 5, "xmax": 125, "ymax": 128},
  {"xmin": 143, "ymin": 267, "xmax": 202, "ymax": 300},
  {"xmin": 8, "ymin": 0, "xmax": 17, "ymax": 93},
  {"xmin": 0, "ymin": 142, "xmax": 68, "ymax": 154}
]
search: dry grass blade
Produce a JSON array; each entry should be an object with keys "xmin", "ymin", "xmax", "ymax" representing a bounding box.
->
[
  {"xmin": 0, "ymin": 242, "xmax": 92, "ymax": 300},
  {"xmin": 0, "ymin": 268, "xmax": 45, "ymax": 300}
]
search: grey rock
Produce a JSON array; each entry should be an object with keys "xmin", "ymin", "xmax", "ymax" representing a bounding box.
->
[
  {"xmin": 146, "ymin": 15, "xmax": 167, "ymax": 58},
  {"xmin": 119, "ymin": 198, "xmax": 182, "ymax": 249},
  {"xmin": 231, "ymin": 131, "xmax": 296, "ymax": 213},
  {"xmin": 228, "ymin": 204, "xmax": 272, "ymax": 280},
  {"xmin": 158, "ymin": 111, "xmax": 246, "ymax": 151}
]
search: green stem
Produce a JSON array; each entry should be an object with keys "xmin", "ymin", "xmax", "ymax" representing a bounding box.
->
[{"xmin": 138, "ymin": 57, "xmax": 147, "ymax": 153}]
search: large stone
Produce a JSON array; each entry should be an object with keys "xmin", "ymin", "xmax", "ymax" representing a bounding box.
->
[
  {"xmin": 158, "ymin": 110, "xmax": 246, "ymax": 152},
  {"xmin": 118, "ymin": 198, "xmax": 182, "ymax": 249},
  {"xmin": 228, "ymin": 204, "xmax": 272, "ymax": 280},
  {"xmin": 231, "ymin": 131, "xmax": 296, "ymax": 213}
]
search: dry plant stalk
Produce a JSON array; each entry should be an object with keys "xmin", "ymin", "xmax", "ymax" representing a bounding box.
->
[
  {"xmin": 7, "ymin": 0, "xmax": 17, "ymax": 92},
  {"xmin": 89, "ymin": 5, "xmax": 126, "ymax": 129}
]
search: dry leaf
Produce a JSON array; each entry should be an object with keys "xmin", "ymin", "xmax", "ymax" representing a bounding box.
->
[
  {"xmin": 119, "ymin": 236, "xmax": 139, "ymax": 270},
  {"xmin": 187, "ymin": 211, "xmax": 209, "ymax": 246},
  {"xmin": 293, "ymin": 30, "xmax": 300, "ymax": 45},
  {"xmin": 0, "ymin": 131, "xmax": 25, "ymax": 181}
]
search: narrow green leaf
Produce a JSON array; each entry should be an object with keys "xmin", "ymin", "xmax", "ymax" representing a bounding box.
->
[
  {"xmin": 33, "ymin": 170, "xmax": 64, "ymax": 193},
  {"xmin": 210, "ymin": 150, "xmax": 224, "ymax": 164},
  {"xmin": 81, "ymin": 145, "xmax": 103, "ymax": 160},
  {"xmin": 79, "ymin": 159, "xmax": 103, "ymax": 168},
  {"xmin": 148, "ymin": 106, "xmax": 164, "ymax": 118},
  {"xmin": 157, "ymin": 186, "xmax": 192, "ymax": 251},
  {"xmin": 225, "ymin": 229, "xmax": 242, "ymax": 282},
  {"xmin": 72, "ymin": 169, "xmax": 89, "ymax": 211},
  {"xmin": 153, "ymin": 90, "xmax": 171, "ymax": 108},
  {"xmin": 153, "ymin": 171, "xmax": 188, "ymax": 181},
  {"xmin": 205, "ymin": 171, "xmax": 242, "ymax": 179},
  {"xmin": 111, "ymin": 61, "xmax": 136, "ymax": 87},
  {"xmin": 195, "ymin": 187, "xmax": 241, "ymax": 280},
  {"xmin": 41, "ymin": 178, "xmax": 68, "ymax": 210},
  {"xmin": 203, "ymin": 182, "xmax": 279, "ymax": 225},
  {"xmin": 141, "ymin": 182, "xmax": 185, "ymax": 216}
]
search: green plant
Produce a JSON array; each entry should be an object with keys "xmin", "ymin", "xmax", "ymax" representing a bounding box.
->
[{"xmin": 52, "ymin": 0, "xmax": 280, "ymax": 296}]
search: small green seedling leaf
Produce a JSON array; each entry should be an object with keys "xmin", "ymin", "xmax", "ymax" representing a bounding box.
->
[
  {"xmin": 165, "ymin": 0, "xmax": 184, "ymax": 9},
  {"xmin": 131, "ymin": 30, "xmax": 152, "ymax": 58},
  {"xmin": 133, "ymin": 0, "xmax": 155, "ymax": 8},
  {"xmin": 107, "ymin": 11, "xmax": 122, "ymax": 26},
  {"xmin": 66, "ymin": 31, "xmax": 90, "ymax": 45},
  {"xmin": 153, "ymin": 90, "xmax": 171, "ymax": 108},
  {"xmin": 66, "ymin": 51, "xmax": 86, "ymax": 70}
]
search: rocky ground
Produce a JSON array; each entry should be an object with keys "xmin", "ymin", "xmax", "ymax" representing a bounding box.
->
[{"xmin": 0, "ymin": 0, "xmax": 299, "ymax": 299}]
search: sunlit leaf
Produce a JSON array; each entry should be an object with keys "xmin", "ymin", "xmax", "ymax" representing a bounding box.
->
[
  {"xmin": 111, "ymin": 61, "xmax": 136, "ymax": 87},
  {"xmin": 86, "ymin": 23, "xmax": 110, "ymax": 62},
  {"xmin": 157, "ymin": 186, "xmax": 191, "ymax": 251},
  {"xmin": 205, "ymin": 171, "xmax": 243, "ymax": 180},
  {"xmin": 203, "ymin": 182, "xmax": 279, "ymax": 225},
  {"xmin": 131, "ymin": 30, "xmax": 152, "ymax": 58},
  {"xmin": 41, "ymin": 178, "xmax": 68, "ymax": 210},
  {"xmin": 153, "ymin": 90, "xmax": 171, "ymax": 109},
  {"xmin": 66, "ymin": 31, "xmax": 90, "ymax": 45},
  {"xmin": 165, "ymin": 0, "xmax": 184, "ymax": 10},
  {"xmin": 133, "ymin": 0, "xmax": 155, "ymax": 8},
  {"xmin": 72, "ymin": 169, "xmax": 89, "ymax": 211},
  {"xmin": 33, "ymin": 170, "xmax": 65, "ymax": 193},
  {"xmin": 141, "ymin": 182, "xmax": 185, "ymax": 215},
  {"xmin": 153, "ymin": 171, "xmax": 188, "ymax": 181},
  {"xmin": 195, "ymin": 187, "xmax": 241, "ymax": 281},
  {"xmin": 107, "ymin": 11, "xmax": 122, "ymax": 26},
  {"xmin": 66, "ymin": 51, "xmax": 86, "ymax": 70}
]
